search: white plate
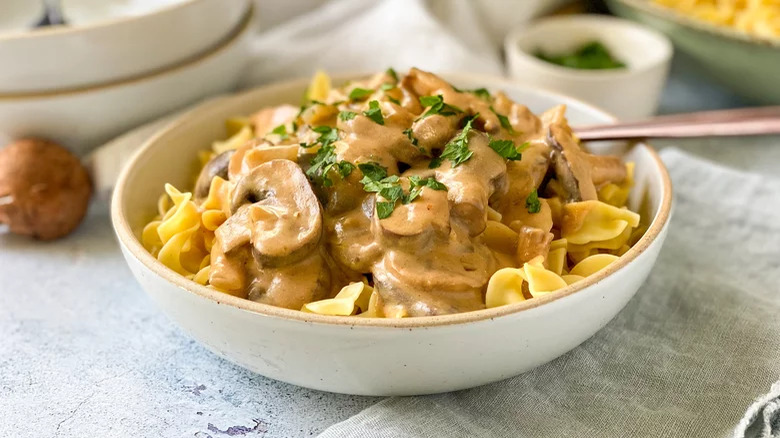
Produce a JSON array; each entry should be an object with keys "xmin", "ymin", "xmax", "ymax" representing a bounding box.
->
[
  {"xmin": 0, "ymin": 0, "xmax": 249, "ymax": 93},
  {"xmin": 112, "ymin": 73, "xmax": 673, "ymax": 396},
  {"xmin": 0, "ymin": 5, "xmax": 254, "ymax": 156}
]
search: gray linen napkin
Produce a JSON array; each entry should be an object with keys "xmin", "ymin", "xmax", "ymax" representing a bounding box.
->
[
  {"xmin": 318, "ymin": 148, "xmax": 780, "ymax": 438},
  {"xmin": 737, "ymin": 380, "xmax": 780, "ymax": 438}
]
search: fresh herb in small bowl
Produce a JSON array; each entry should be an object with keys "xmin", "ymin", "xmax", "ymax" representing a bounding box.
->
[{"xmin": 535, "ymin": 41, "xmax": 626, "ymax": 70}]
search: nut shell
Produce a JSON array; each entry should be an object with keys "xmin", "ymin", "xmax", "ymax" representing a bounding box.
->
[{"xmin": 0, "ymin": 139, "xmax": 92, "ymax": 240}]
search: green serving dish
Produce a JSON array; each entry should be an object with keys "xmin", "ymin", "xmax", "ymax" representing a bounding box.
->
[{"xmin": 607, "ymin": 0, "xmax": 780, "ymax": 103}]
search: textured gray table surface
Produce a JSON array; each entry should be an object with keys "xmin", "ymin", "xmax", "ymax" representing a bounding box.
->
[{"xmin": 1, "ymin": 54, "xmax": 777, "ymax": 438}]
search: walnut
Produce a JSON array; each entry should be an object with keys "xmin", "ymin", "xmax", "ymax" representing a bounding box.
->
[{"xmin": 0, "ymin": 139, "xmax": 92, "ymax": 240}]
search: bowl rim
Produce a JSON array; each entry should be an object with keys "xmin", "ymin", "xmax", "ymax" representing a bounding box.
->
[
  {"xmin": 111, "ymin": 72, "xmax": 673, "ymax": 329},
  {"xmin": 0, "ymin": 0, "xmax": 208, "ymax": 41},
  {"xmin": 0, "ymin": 1, "xmax": 252, "ymax": 101},
  {"xmin": 504, "ymin": 14, "xmax": 673, "ymax": 80},
  {"xmin": 613, "ymin": 0, "xmax": 780, "ymax": 48}
]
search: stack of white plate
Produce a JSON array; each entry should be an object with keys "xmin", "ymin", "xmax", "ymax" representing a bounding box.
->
[{"xmin": 0, "ymin": 0, "xmax": 253, "ymax": 155}]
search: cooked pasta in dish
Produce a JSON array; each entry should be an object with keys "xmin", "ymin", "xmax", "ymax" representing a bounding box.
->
[
  {"xmin": 142, "ymin": 68, "xmax": 644, "ymax": 318},
  {"xmin": 653, "ymin": 0, "xmax": 780, "ymax": 40}
]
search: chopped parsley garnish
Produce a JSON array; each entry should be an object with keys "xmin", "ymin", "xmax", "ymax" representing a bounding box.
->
[
  {"xmin": 363, "ymin": 100, "xmax": 385, "ymax": 125},
  {"xmin": 386, "ymin": 67, "xmax": 399, "ymax": 83},
  {"xmin": 305, "ymin": 125, "xmax": 339, "ymax": 149},
  {"xmin": 304, "ymin": 126, "xmax": 352, "ymax": 187},
  {"xmin": 270, "ymin": 124, "xmax": 288, "ymax": 140},
  {"xmin": 488, "ymin": 138, "xmax": 525, "ymax": 161},
  {"xmin": 358, "ymin": 162, "xmax": 447, "ymax": 219},
  {"xmin": 387, "ymin": 96, "xmax": 401, "ymax": 105},
  {"xmin": 470, "ymin": 88, "xmax": 492, "ymax": 101},
  {"xmin": 305, "ymin": 144, "xmax": 353, "ymax": 187},
  {"xmin": 376, "ymin": 202, "xmax": 396, "ymax": 220},
  {"xmin": 419, "ymin": 95, "xmax": 463, "ymax": 118},
  {"xmin": 490, "ymin": 106, "xmax": 518, "ymax": 135},
  {"xmin": 349, "ymin": 87, "xmax": 374, "ymax": 100},
  {"xmin": 536, "ymin": 41, "xmax": 626, "ymax": 70},
  {"xmin": 406, "ymin": 175, "xmax": 448, "ymax": 204},
  {"xmin": 525, "ymin": 189, "xmax": 541, "ymax": 214},
  {"xmin": 403, "ymin": 128, "xmax": 418, "ymax": 146},
  {"xmin": 380, "ymin": 83, "xmax": 394, "ymax": 91},
  {"xmin": 429, "ymin": 115, "xmax": 478, "ymax": 168},
  {"xmin": 453, "ymin": 85, "xmax": 492, "ymax": 101},
  {"xmin": 339, "ymin": 111, "xmax": 357, "ymax": 121},
  {"xmin": 357, "ymin": 162, "xmax": 388, "ymax": 181}
]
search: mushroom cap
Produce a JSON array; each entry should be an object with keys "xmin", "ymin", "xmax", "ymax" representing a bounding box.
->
[
  {"xmin": 194, "ymin": 150, "xmax": 234, "ymax": 199},
  {"xmin": 0, "ymin": 139, "xmax": 91, "ymax": 240},
  {"xmin": 231, "ymin": 159, "xmax": 323, "ymax": 267}
]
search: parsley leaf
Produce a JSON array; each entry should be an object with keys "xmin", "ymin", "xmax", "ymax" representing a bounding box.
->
[
  {"xmin": 490, "ymin": 106, "xmax": 518, "ymax": 135},
  {"xmin": 304, "ymin": 127, "xmax": 351, "ymax": 187},
  {"xmin": 359, "ymin": 162, "xmax": 446, "ymax": 219},
  {"xmin": 429, "ymin": 115, "xmax": 478, "ymax": 168},
  {"xmin": 349, "ymin": 87, "xmax": 374, "ymax": 100},
  {"xmin": 363, "ymin": 100, "xmax": 385, "ymax": 125},
  {"xmin": 386, "ymin": 67, "xmax": 399, "ymax": 83},
  {"xmin": 419, "ymin": 95, "xmax": 463, "ymax": 118},
  {"xmin": 387, "ymin": 96, "xmax": 401, "ymax": 105},
  {"xmin": 270, "ymin": 124, "xmax": 288, "ymax": 140},
  {"xmin": 358, "ymin": 162, "xmax": 388, "ymax": 181},
  {"xmin": 380, "ymin": 83, "xmax": 394, "ymax": 91},
  {"xmin": 470, "ymin": 88, "xmax": 492, "ymax": 100},
  {"xmin": 525, "ymin": 189, "xmax": 541, "ymax": 214},
  {"xmin": 403, "ymin": 128, "xmax": 418, "ymax": 145},
  {"xmin": 405, "ymin": 175, "xmax": 448, "ymax": 204},
  {"xmin": 375, "ymin": 202, "xmax": 396, "ymax": 219},
  {"xmin": 453, "ymin": 85, "xmax": 492, "ymax": 101},
  {"xmin": 335, "ymin": 161, "xmax": 355, "ymax": 179},
  {"xmin": 339, "ymin": 111, "xmax": 357, "ymax": 121},
  {"xmin": 360, "ymin": 168, "xmax": 402, "ymax": 219},
  {"xmin": 305, "ymin": 125, "xmax": 339, "ymax": 149},
  {"xmin": 488, "ymin": 138, "xmax": 523, "ymax": 161}
]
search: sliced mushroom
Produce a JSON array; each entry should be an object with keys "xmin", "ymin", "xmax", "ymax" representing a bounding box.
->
[
  {"xmin": 194, "ymin": 150, "xmax": 234, "ymax": 199},
  {"xmin": 515, "ymin": 225, "xmax": 554, "ymax": 265},
  {"xmin": 587, "ymin": 154, "xmax": 627, "ymax": 186},
  {"xmin": 495, "ymin": 141, "xmax": 551, "ymax": 224},
  {"xmin": 231, "ymin": 159, "xmax": 323, "ymax": 267},
  {"xmin": 547, "ymin": 125, "xmax": 598, "ymax": 202},
  {"xmin": 411, "ymin": 114, "xmax": 458, "ymax": 156},
  {"xmin": 374, "ymin": 182, "xmax": 450, "ymax": 246},
  {"xmin": 246, "ymin": 250, "xmax": 332, "ymax": 309},
  {"xmin": 435, "ymin": 130, "xmax": 507, "ymax": 236}
]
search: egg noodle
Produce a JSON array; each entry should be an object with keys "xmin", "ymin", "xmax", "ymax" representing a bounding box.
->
[
  {"xmin": 142, "ymin": 69, "xmax": 644, "ymax": 318},
  {"xmin": 653, "ymin": 0, "xmax": 780, "ymax": 39}
]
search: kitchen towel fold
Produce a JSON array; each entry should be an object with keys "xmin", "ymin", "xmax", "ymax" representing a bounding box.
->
[{"xmin": 319, "ymin": 148, "xmax": 780, "ymax": 438}]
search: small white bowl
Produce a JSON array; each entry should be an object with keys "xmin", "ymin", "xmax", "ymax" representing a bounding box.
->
[
  {"xmin": 504, "ymin": 15, "xmax": 672, "ymax": 120},
  {"xmin": 111, "ymin": 73, "xmax": 673, "ymax": 396},
  {"xmin": 0, "ymin": 0, "xmax": 249, "ymax": 94},
  {"xmin": 0, "ymin": 5, "xmax": 253, "ymax": 156}
]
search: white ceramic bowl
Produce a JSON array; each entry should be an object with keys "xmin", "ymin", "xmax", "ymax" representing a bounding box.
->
[
  {"xmin": 0, "ymin": 0, "xmax": 249, "ymax": 94},
  {"xmin": 112, "ymin": 74, "xmax": 673, "ymax": 396},
  {"xmin": 504, "ymin": 15, "xmax": 672, "ymax": 121},
  {"xmin": 0, "ymin": 6, "xmax": 253, "ymax": 156},
  {"xmin": 61, "ymin": 0, "xmax": 192, "ymax": 25},
  {"xmin": 0, "ymin": 0, "xmax": 44, "ymax": 36}
]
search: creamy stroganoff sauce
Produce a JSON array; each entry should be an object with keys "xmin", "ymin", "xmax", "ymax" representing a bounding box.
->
[{"xmin": 150, "ymin": 68, "xmax": 630, "ymax": 317}]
